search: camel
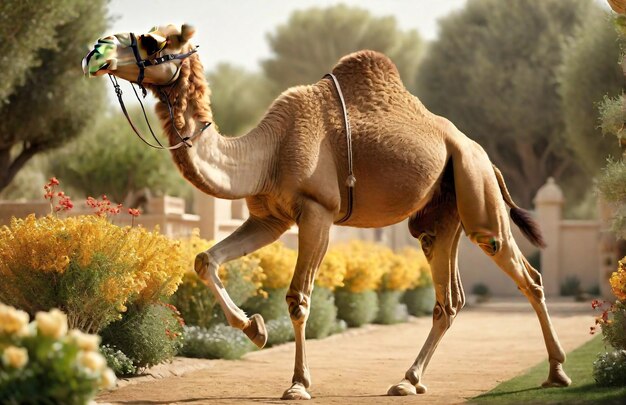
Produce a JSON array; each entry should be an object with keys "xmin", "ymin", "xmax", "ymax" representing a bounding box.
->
[{"xmin": 82, "ymin": 24, "xmax": 571, "ymax": 399}]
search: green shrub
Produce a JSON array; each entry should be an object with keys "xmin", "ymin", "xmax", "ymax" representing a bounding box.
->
[
  {"xmin": 170, "ymin": 273, "xmax": 219, "ymax": 328},
  {"xmin": 593, "ymin": 350, "xmax": 626, "ymax": 386},
  {"xmin": 472, "ymin": 283, "xmax": 491, "ymax": 296},
  {"xmin": 266, "ymin": 316, "xmax": 295, "ymax": 347},
  {"xmin": 375, "ymin": 290, "xmax": 408, "ymax": 325},
  {"xmin": 243, "ymin": 287, "xmax": 288, "ymax": 321},
  {"xmin": 602, "ymin": 301, "xmax": 626, "ymax": 351},
  {"xmin": 331, "ymin": 319, "xmax": 348, "ymax": 335},
  {"xmin": 306, "ymin": 287, "xmax": 338, "ymax": 339},
  {"xmin": 403, "ymin": 286, "xmax": 435, "ymax": 316},
  {"xmin": 334, "ymin": 289, "xmax": 378, "ymax": 327},
  {"xmin": 100, "ymin": 344, "xmax": 136, "ymax": 376},
  {"xmin": 180, "ymin": 325, "xmax": 254, "ymax": 359},
  {"xmin": 101, "ymin": 303, "xmax": 184, "ymax": 369},
  {"xmin": 560, "ymin": 275, "xmax": 582, "ymax": 296}
]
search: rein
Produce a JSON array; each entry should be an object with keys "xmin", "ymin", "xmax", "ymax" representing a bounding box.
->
[
  {"xmin": 324, "ymin": 73, "xmax": 356, "ymax": 224},
  {"xmin": 108, "ymin": 32, "xmax": 210, "ymax": 150}
]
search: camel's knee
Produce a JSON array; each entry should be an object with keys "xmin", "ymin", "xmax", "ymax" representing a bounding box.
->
[
  {"xmin": 286, "ymin": 290, "xmax": 310, "ymax": 324},
  {"xmin": 194, "ymin": 251, "xmax": 220, "ymax": 281},
  {"xmin": 469, "ymin": 231, "xmax": 502, "ymax": 256},
  {"xmin": 432, "ymin": 300, "xmax": 461, "ymax": 330}
]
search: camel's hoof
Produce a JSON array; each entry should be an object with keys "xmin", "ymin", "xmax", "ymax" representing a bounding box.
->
[
  {"xmin": 243, "ymin": 313, "xmax": 267, "ymax": 349},
  {"xmin": 281, "ymin": 383, "xmax": 311, "ymax": 400},
  {"xmin": 542, "ymin": 361, "xmax": 571, "ymax": 388},
  {"xmin": 387, "ymin": 379, "xmax": 427, "ymax": 396}
]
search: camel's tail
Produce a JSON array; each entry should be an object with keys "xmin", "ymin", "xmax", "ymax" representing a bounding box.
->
[{"xmin": 492, "ymin": 165, "xmax": 546, "ymax": 248}]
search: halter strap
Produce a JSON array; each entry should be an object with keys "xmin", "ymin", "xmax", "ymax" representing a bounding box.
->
[
  {"xmin": 324, "ymin": 73, "xmax": 356, "ymax": 224},
  {"xmin": 109, "ymin": 74, "xmax": 210, "ymax": 150}
]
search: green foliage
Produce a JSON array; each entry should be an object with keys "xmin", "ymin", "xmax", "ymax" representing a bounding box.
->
[
  {"xmin": 100, "ymin": 344, "xmax": 137, "ymax": 376},
  {"xmin": 334, "ymin": 289, "xmax": 378, "ymax": 328},
  {"xmin": 101, "ymin": 303, "xmax": 184, "ymax": 369},
  {"xmin": 597, "ymin": 159, "xmax": 626, "ymax": 237},
  {"xmin": 180, "ymin": 325, "xmax": 254, "ymax": 360},
  {"xmin": 171, "ymin": 273, "xmax": 219, "ymax": 328},
  {"xmin": 599, "ymin": 95, "xmax": 626, "ymax": 145},
  {"xmin": 49, "ymin": 107, "xmax": 191, "ymax": 204},
  {"xmin": 0, "ymin": 0, "xmax": 109, "ymax": 192},
  {"xmin": 375, "ymin": 290, "xmax": 408, "ymax": 325},
  {"xmin": 559, "ymin": 10, "xmax": 623, "ymax": 174},
  {"xmin": 472, "ymin": 283, "xmax": 491, "ymax": 296},
  {"xmin": 263, "ymin": 4, "xmax": 422, "ymax": 93},
  {"xmin": 416, "ymin": 0, "xmax": 593, "ymax": 208},
  {"xmin": 208, "ymin": 64, "xmax": 274, "ymax": 136},
  {"xmin": 602, "ymin": 301, "xmax": 626, "ymax": 351},
  {"xmin": 243, "ymin": 287, "xmax": 288, "ymax": 321},
  {"xmin": 265, "ymin": 315, "xmax": 295, "ymax": 347},
  {"xmin": 593, "ymin": 350, "xmax": 626, "ymax": 386},
  {"xmin": 403, "ymin": 286, "xmax": 435, "ymax": 317},
  {"xmin": 305, "ymin": 287, "xmax": 338, "ymax": 340},
  {"xmin": 560, "ymin": 275, "xmax": 582, "ymax": 296}
]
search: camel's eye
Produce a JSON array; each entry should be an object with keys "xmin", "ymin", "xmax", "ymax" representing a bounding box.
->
[{"xmin": 140, "ymin": 34, "xmax": 161, "ymax": 55}]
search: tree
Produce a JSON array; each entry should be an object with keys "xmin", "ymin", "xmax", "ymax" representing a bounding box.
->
[
  {"xmin": 262, "ymin": 5, "xmax": 423, "ymax": 93},
  {"xmin": 49, "ymin": 107, "xmax": 192, "ymax": 204},
  {"xmin": 559, "ymin": 7, "xmax": 623, "ymax": 175},
  {"xmin": 207, "ymin": 64, "xmax": 274, "ymax": 136},
  {"xmin": 0, "ymin": 0, "xmax": 108, "ymax": 193},
  {"xmin": 416, "ymin": 0, "xmax": 593, "ymax": 208}
]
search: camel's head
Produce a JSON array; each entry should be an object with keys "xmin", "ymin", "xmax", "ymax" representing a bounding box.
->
[{"xmin": 82, "ymin": 24, "xmax": 196, "ymax": 85}]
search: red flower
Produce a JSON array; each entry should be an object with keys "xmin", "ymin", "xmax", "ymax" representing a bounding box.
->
[
  {"xmin": 128, "ymin": 208, "xmax": 141, "ymax": 217},
  {"xmin": 49, "ymin": 177, "xmax": 60, "ymax": 186},
  {"xmin": 86, "ymin": 197, "xmax": 98, "ymax": 208}
]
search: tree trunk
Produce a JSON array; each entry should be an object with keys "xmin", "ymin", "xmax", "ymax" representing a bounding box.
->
[{"xmin": 0, "ymin": 144, "xmax": 39, "ymax": 193}]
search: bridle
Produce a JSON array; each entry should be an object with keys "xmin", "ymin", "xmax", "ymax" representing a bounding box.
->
[{"xmin": 108, "ymin": 32, "xmax": 211, "ymax": 150}]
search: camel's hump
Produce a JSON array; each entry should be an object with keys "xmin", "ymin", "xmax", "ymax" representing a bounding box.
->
[{"xmin": 331, "ymin": 50, "xmax": 402, "ymax": 83}]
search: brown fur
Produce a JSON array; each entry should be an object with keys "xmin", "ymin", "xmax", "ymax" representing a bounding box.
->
[{"xmin": 91, "ymin": 28, "xmax": 570, "ymax": 397}]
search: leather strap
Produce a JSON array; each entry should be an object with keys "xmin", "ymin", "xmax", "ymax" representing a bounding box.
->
[{"xmin": 325, "ymin": 73, "xmax": 356, "ymax": 224}]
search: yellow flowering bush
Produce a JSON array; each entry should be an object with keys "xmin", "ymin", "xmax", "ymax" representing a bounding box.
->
[
  {"xmin": 0, "ymin": 214, "xmax": 186, "ymax": 333},
  {"xmin": 332, "ymin": 241, "xmax": 391, "ymax": 293},
  {"xmin": 317, "ymin": 249, "xmax": 348, "ymax": 290},
  {"xmin": 0, "ymin": 304, "xmax": 115, "ymax": 404},
  {"xmin": 250, "ymin": 241, "xmax": 296, "ymax": 290},
  {"xmin": 610, "ymin": 257, "xmax": 626, "ymax": 302}
]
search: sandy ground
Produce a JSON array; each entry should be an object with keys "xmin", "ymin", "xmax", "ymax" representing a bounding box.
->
[{"xmin": 97, "ymin": 298, "xmax": 595, "ymax": 405}]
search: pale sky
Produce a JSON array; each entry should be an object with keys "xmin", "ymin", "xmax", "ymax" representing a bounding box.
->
[{"xmin": 108, "ymin": 0, "xmax": 468, "ymax": 73}]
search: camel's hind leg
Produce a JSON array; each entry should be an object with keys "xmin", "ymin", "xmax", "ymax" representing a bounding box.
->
[
  {"xmin": 453, "ymin": 141, "xmax": 570, "ymax": 387},
  {"xmin": 389, "ymin": 178, "xmax": 465, "ymax": 396}
]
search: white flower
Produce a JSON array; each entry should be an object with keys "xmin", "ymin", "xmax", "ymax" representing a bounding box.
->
[
  {"xmin": 35, "ymin": 308, "xmax": 68, "ymax": 339},
  {"xmin": 68, "ymin": 329, "xmax": 100, "ymax": 352},
  {"xmin": 0, "ymin": 303, "xmax": 30, "ymax": 335},
  {"xmin": 100, "ymin": 368, "xmax": 117, "ymax": 390},
  {"xmin": 2, "ymin": 346, "xmax": 28, "ymax": 369},
  {"xmin": 78, "ymin": 350, "xmax": 107, "ymax": 372}
]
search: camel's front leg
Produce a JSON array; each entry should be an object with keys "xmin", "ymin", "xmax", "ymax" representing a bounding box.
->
[
  {"xmin": 282, "ymin": 201, "xmax": 333, "ymax": 400},
  {"xmin": 195, "ymin": 215, "xmax": 291, "ymax": 348}
]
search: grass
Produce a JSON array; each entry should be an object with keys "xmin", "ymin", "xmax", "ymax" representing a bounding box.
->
[{"xmin": 470, "ymin": 336, "xmax": 626, "ymax": 405}]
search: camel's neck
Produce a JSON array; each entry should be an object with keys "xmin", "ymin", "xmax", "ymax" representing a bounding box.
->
[{"xmin": 152, "ymin": 56, "xmax": 278, "ymax": 200}]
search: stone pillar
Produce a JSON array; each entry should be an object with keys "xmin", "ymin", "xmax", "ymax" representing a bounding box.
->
[
  {"xmin": 534, "ymin": 177, "xmax": 563, "ymax": 297},
  {"xmin": 193, "ymin": 188, "xmax": 232, "ymax": 241}
]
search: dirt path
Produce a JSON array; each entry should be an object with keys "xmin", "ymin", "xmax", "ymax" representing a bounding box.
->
[{"xmin": 97, "ymin": 298, "xmax": 595, "ymax": 405}]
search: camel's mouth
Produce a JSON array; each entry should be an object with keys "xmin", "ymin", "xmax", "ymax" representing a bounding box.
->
[{"xmin": 82, "ymin": 37, "xmax": 118, "ymax": 77}]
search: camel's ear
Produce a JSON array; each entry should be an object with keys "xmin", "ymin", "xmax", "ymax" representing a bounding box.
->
[{"xmin": 180, "ymin": 24, "xmax": 196, "ymax": 42}]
